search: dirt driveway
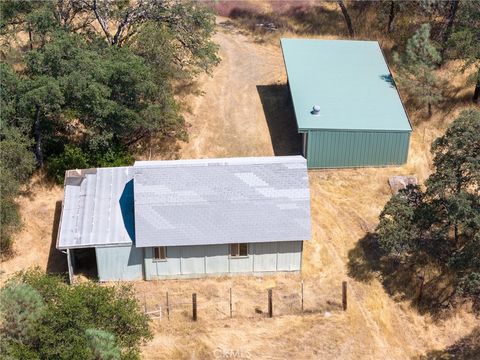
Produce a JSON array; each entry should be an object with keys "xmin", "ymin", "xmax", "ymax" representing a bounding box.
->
[{"xmin": 179, "ymin": 23, "xmax": 301, "ymax": 159}]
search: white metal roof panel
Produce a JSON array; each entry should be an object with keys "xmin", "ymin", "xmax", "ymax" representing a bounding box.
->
[{"xmin": 57, "ymin": 167, "xmax": 135, "ymax": 249}]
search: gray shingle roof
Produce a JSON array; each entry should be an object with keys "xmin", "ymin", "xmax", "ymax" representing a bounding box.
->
[
  {"xmin": 133, "ymin": 156, "xmax": 311, "ymax": 247},
  {"xmin": 57, "ymin": 167, "xmax": 134, "ymax": 249}
]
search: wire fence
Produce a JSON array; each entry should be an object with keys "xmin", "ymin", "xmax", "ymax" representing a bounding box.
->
[{"xmin": 140, "ymin": 280, "xmax": 348, "ymax": 322}]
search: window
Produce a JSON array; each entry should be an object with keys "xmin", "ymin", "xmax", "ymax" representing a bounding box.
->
[
  {"xmin": 153, "ymin": 247, "xmax": 167, "ymax": 261},
  {"xmin": 230, "ymin": 243, "xmax": 248, "ymax": 257}
]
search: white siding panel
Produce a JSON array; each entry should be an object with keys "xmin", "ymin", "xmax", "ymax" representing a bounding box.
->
[
  {"xmin": 277, "ymin": 241, "xmax": 294, "ymax": 271},
  {"xmin": 229, "ymin": 245, "xmax": 254, "ymax": 273},
  {"xmin": 291, "ymin": 241, "xmax": 302, "ymax": 271},
  {"xmin": 180, "ymin": 246, "xmax": 205, "ymax": 274},
  {"xmin": 277, "ymin": 241, "xmax": 302, "ymax": 271},
  {"xmin": 205, "ymin": 244, "xmax": 229, "ymax": 273},
  {"xmin": 143, "ymin": 241, "xmax": 302, "ymax": 279},
  {"xmin": 253, "ymin": 242, "xmax": 278, "ymax": 272},
  {"xmin": 155, "ymin": 246, "xmax": 181, "ymax": 276},
  {"xmin": 96, "ymin": 246, "xmax": 143, "ymax": 281}
]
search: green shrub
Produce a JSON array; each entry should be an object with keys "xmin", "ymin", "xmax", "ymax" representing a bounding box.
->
[
  {"xmin": 90, "ymin": 147, "xmax": 134, "ymax": 169},
  {"xmin": 0, "ymin": 197, "xmax": 20, "ymax": 256},
  {"xmin": 86, "ymin": 328, "xmax": 121, "ymax": 360},
  {"xmin": 0, "ymin": 126, "xmax": 36, "ymax": 256},
  {"xmin": 2, "ymin": 269, "xmax": 151, "ymax": 360},
  {"xmin": 47, "ymin": 145, "xmax": 134, "ymax": 184},
  {"xmin": 47, "ymin": 145, "xmax": 90, "ymax": 183},
  {"xmin": 0, "ymin": 282, "xmax": 45, "ymax": 341}
]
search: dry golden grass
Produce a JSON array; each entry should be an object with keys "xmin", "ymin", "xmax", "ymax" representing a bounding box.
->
[
  {"xmin": 133, "ymin": 18, "xmax": 479, "ymax": 360},
  {"xmin": 1, "ymin": 12, "xmax": 479, "ymax": 360}
]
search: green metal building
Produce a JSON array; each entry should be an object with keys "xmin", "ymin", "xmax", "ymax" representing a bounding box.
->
[{"xmin": 281, "ymin": 39, "xmax": 412, "ymax": 168}]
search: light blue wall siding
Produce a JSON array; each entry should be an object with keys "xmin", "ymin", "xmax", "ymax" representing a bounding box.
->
[
  {"xmin": 95, "ymin": 245, "xmax": 144, "ymax": 281},
  {"xmin": 253, "ymin": 242, "xmax": 277, "ymax": 272},
  {"xmin": 145, "ymin": 241, "xmax": 303, "ymax": 279},
  {"xmin": 144, "ymin": 247, "xmax": 181, "ymax": 280},
  {"xmin": 205, "ymin": 244, "xmax": 229, "ymax": 274},
  {"xmin": 277, "ymin": 241, "xmax": 302, "ymax": 271},
  {"xmin": 306, "ymin": 130, "xmax": 410, "ymax": 168}
]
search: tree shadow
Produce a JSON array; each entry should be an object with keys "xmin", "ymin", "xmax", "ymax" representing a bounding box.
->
[
  {"xmin": 416, "ymin": 327, "xmax": 480, "ymax": 360},
  {"xmin": 347, "ymin": 233, "xmax": 383, "ymax": 283},
  {"xmin": 347, "ymin": 233, "xmax": 459, "ymax": 318},
  {"xmin": 46, "ymin": 200, "xmax": 68, "ymax": 274},
  {"xmin": 256, "ymin": 84, "xmax": 302, "ymax": 156}
]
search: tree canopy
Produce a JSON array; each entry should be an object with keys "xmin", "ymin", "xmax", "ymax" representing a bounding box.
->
[
  {"xmin": 376, "ymin": 110, "xmax": 480, "ymax": 310},
  {"xmin": 394, "ymin": 24, "xmax": 444, "ymax": 117},
  {"xmin": 0, "ymin": 118, "xmax": 36, "ymax": 254},
  {"xmin": 0, "ymin": 270, "xmax": 151, "ymax": 360},
  {"xmin": 0, "ymin": 0, "xmax": 218, "ymax": 167},
  {"xmin": 0, "ymin": 0, "xmax": 218, "ymax": 253},
  {"xmin": 445, "ymin": 1, "xmax": 480, "ymax": 102}
]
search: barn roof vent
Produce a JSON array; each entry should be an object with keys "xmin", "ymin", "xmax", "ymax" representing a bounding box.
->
[{"xmin": 311, "ymin": 105, "xmax": 320, "ymax": 116}]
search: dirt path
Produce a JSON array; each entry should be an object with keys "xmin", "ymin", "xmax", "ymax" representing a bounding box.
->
[{"xmin": 179, "ymin": 24, "xmax": 285, "ymax": 159}]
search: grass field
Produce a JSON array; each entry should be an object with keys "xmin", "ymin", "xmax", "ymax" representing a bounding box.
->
[{"xmin": 1, "ymin": 11, "xmax": 479, "ymax": 360}]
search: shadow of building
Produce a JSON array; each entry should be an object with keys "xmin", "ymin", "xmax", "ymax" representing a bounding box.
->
[
  {"xmin": 46, "ymin": 200, "xmax": 68, "ymax": 274},
  {"xmin": 257, "ymin": 84, "xmax": 302, "ymax": 156}
]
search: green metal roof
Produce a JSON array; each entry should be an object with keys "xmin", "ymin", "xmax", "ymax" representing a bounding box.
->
[{"xmin": 281, "ymin": 39, "xmax": 412, "ymax": 132}]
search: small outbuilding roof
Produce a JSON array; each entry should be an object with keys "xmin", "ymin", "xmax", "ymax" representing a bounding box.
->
[
  {"xmin": 281, "ymin": 38, "xmax": 412, "ymax": 132},
  {"xmin": 133, "ymin": 156, "xmax": 311, "ymax": 248},
  {"xmin": 57, "ymin": 156, "xmax": 311, "ymax": 250},
  {"xmin": 57, "ymin": 167, "xmax": 134, "ymax": 249}
]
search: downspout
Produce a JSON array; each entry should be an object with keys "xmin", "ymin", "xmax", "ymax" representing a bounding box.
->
[{"xmin": 66, "ymin": 249, "xmax": 74, "ymax": 285}]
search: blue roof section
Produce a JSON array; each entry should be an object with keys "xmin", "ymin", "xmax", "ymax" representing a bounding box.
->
[{"xmin": 281, "ymin": 39, "xmax": 412, "ymax": 132}]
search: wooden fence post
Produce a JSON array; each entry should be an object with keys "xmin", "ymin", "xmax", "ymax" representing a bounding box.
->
[
  {"xmin": 166, "ymin": 292, "xmax": 170, "ymax": 320},
  {"xmin": 342, "ymin": 281, "xmax": 347, "ymax": 311},
  {"xmin": 268, "ymin": 289, "xmax": 273, "ymax": 318},
  {"xmin": 192, "ymin": 293, "xmax": 197, "ymax": 321},
  {"xmin": 301, "ymin": 281, "xmax": 304, "ymax": 312},
  {"xmin": 229, "ymin": 288, "xmax": 233, "ymax": 318}
]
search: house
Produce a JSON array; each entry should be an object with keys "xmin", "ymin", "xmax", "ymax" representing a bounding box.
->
[
  {"xmin": 281, "ymin": 38, "xmax": 412, "ymax": 168},
  {"xmin": 56, "ymin": 156, "xmax": 311, "ymax": 282}
]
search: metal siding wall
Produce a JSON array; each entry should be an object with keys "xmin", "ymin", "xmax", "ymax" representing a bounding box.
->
[
  {"xmin": 205, "ymin": 244, "xmax": 229, "ymax": 274},
  {"xmin": 253, "ymin": 242, "xmax": 278, "ymax": 272},
  {"xmin": 155, "ymin": 246, "xmax": 181, "ymax": 276},
  {"xmin": 277, "ymin": 241, "xmax": 292, "ymax": 271},
  {"xmin": 143, "ymin": 241, "xmax": 303, "ymax": 278},
  {"xmin": 306, "ymin": 130, "xmax": 410, "ymax": 168},
  {"xmin": 96, "ymin": 245, "xmax": 144, "ymax": 281},
  {"xmin": 180, "ymin": 246, "xmax": 206, "ymax": 274},
  {"xmin": 229, "ymin": 244, "xmax": 254, "ymax": 273},
  {"xmin": 143, "ymin": 247, "xmax": 155, "ymax": 280},
  {"xmin": 291, "ymin": 241, "xmax": 302, "ymax": 270}
]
